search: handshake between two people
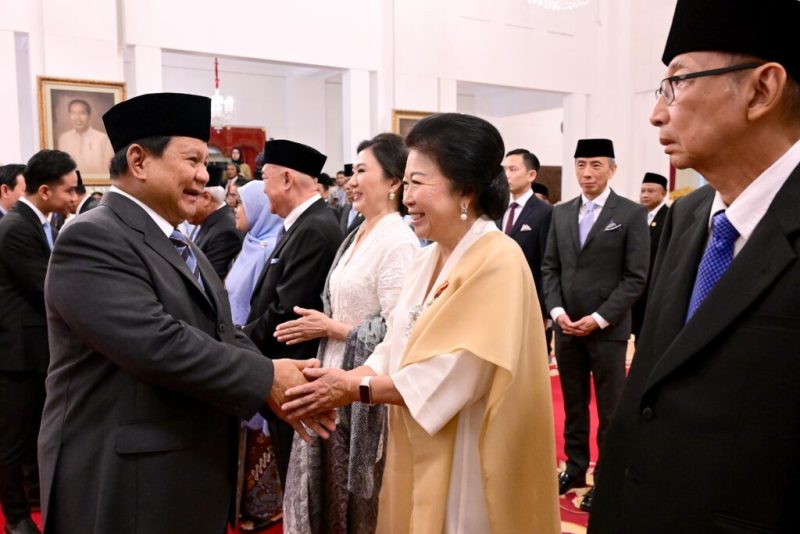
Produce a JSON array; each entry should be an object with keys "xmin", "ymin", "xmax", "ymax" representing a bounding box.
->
[{"xmin": 269, "ymin": 358, "xmax": 364, "ymax": 443}]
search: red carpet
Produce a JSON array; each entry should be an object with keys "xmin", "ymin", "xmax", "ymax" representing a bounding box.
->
[
  {"xmin": 552, "ymin": 363, "xmax": 600, "ymax": 533},
  {"xmin": 2, "ymin": 365, "xmax": 597, "ymax": 534}
]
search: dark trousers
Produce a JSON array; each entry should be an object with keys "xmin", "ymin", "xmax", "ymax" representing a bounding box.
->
[
  {"xmin": 0, "ymin": 372, "xmax": 46, "ymax": 524},
  {"xmin": 555, "ymin": 334, "xmax": 626, "ymax": 478}
]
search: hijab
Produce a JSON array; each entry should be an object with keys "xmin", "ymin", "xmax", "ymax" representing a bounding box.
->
[{"xmin": 225, "ymin": 180, "xmax": 284, "ymax": 325}]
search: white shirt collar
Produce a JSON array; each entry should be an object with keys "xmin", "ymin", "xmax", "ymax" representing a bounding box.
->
[
  {"xmin": 0, "ymin": 205, "xmax": 7, "ymax": 215},
  {"xmin": 110, "ymin": 185, "xmax": 175, "ymax": 238},
  {"xmin": 709, "ymin": 138, "xmax": 800, "ymax": 245},
  {"xmin": 76, "ymin": 194, "xmax": 91, "ymax": 213},
  {"xmin": 283, "ymin": 193, "xmax": 321, "ymax": 231},
  {"xmin": 648, "ymin": 200, "xmax": 667, "ymax": 218},
  {"xmin": 510, "ymin": 188, "xmax": 534, "ymax": 208},
  {"xmin": 581, "ymin": 186, "xmax": 611, "ymax": 208},
  {"xmin": 19, "ymin": 197, "xmax": 48, "ymax": 225}
]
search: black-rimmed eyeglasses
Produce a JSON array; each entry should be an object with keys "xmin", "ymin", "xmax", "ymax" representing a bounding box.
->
[{"xmin": 655, "ymin": 63, "xmax": 763, "ymax": 105}]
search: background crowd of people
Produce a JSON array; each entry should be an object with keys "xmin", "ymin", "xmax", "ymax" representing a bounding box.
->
[{"xmin": 1, "ymin": 1, "xmax": 799, "ymax": 533}]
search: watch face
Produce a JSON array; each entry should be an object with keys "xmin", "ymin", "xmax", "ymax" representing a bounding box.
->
[{"xmin": 359, "ymin": 383, "xmax": 371, "ymax": 404}]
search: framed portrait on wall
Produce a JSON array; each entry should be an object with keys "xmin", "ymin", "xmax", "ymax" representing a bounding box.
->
[
  {"xmin": 391, "ymin": 109, "xmax": 432, "ymax": 138},
  {"xmin": 38, "ymin": 77, "xmax": 126, "ymax": 184}
]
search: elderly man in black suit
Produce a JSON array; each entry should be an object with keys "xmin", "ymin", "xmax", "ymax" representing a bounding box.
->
[
  {"xmin": 0, "ymin": 164, "xmax": 27, "ymax": 220},
  {"xmin": 0, "ymin": 150, "xmax": 78, "ymax": 534},
  {"xmin": 542, "ymin": 138, "xmax": 649, "ymax": 511},
  {"xmin": 631, "ymin": 172, "xmax": 669, "ymax": 341},
  {"xmin": 498, "ymin": 149, "xmax": 553, "ymax": 327},
  {"xmin": 590, "ymin": 1, "xmax": 800, "ymax": 532},
  {"xmin": 186, "ymin": 164, "xmax": 243, "ymax": 281},
  {"xmin": 244, "ymin": 139, "xmax": 344, "ymax": 484},
  {"xmin": 39, "ymin": 93, "xmax": 333, "ymax": 534}
]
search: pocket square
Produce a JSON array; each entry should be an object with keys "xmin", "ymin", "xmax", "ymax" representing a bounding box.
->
[
  {"xmin": 270, "ymin": 258, "xmax": 281, "ymax": 265},
  {"xmin": 520, "ymin": 224, "xmax": 532, "ymax": 232},
  {"xmin": 604, "ymin": 222, "xmax": 622, "ymax": 231}
]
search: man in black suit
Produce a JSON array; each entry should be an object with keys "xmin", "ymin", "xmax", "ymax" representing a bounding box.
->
[
  {"xmin": 70, "ymin": 171, "xmax": 99, "ymax": 216},
  {"xmin": 186, "ymin": 164, "xmax": 243, "ymax": 281},
  {"xmin": 631, "ymin": 172, "xmax": 669, "ymax": 341},
  {"xmin": 0, "ymin": 150, "xmax": 78, "ymax": 534},
  {"xmin": 244, "ymin": 139, "xmax": 344, "ymax": 484},
  {"xmin": 590, "ymin": 2, "xmax": 800, "ymax": 532},
  {"xmin": 497, "ymin": 149, "xmax": 553, "ymax": 324},
  {"xmin": 39, "ymin": 93, "xmax": 333, "ymax": 534},
  {"xmin": 337, "ymin": 165, "xmax": 364, "ymax": 235},
  {"xmin": 542, "ymin": 138, "xmax": 649, "ymax": 511},
  {"xmin": 0, "ymin": 164, "xmax": 26, "ymax": 220}
]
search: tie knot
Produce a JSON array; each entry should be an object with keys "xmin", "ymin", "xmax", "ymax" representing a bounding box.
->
[
  {"xmin": 509, "ymin": 202, "xmax": 519, "ymax": 209},
  {"xmin": 169, "ymin": 229, "xmax": 189, "ymax": 247},
  {"xmin": 711, "ymin": 211, "xmax": 738, "ymax": 244},
  {"xmin": 584, "ymin": 201, "xmax": 595, "ymax": 212}
]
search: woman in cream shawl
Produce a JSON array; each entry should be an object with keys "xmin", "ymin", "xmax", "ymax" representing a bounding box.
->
[{"xmin": 282, "ymin": 113, "xmax": 559, "ymax": 534}]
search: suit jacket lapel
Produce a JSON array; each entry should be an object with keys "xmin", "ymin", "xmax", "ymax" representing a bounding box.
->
[
  {"xmin": 645, "ymin": 172, "xmax": 800, "ymax": 392},
  {"xmin": 567, "ymin": 197, "xmax": 581, "ymax": 254},
  {"xmin": 252, "ymin": 198, "xmax": 327, "ymax": 296},
  {"xmin": 581, "ymin": 190, "xmax": 618, "ymax": 251},
  {"xmin": 510, "ymin": 196, "xmax": 536, "ymax": 235},
  {"xmin": 15, "ymin": 201, "xmax": 50, "ymax": 253},
  {"xmin": 105, "ymin": 192, "xmax": 213, "ymax": 308}
]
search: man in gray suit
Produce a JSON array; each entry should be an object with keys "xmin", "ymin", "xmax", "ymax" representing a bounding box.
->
[
  {"xmin": 39, "ymin": 93, "xmax": 333, "ymax": 534},
  {"xmin": 542, "ymin": 138, "xmax": 649, "ymax": 511}
]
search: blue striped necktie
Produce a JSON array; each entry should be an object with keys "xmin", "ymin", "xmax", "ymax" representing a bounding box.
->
[
  {"xmin": 686, "ymin": 210, "xmax": 739, "ymax": 321},
  {"xmin": 169, "ymin": 229, "xmax": 204, "ymax": 288},
  {"xmin": 43, "ymin": 220, "xmax": 55, "ymax": 250}
]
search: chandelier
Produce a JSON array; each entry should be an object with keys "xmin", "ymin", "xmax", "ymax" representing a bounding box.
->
[
  {"xmin": 210, "ymin": 57, "xmax": 234, "ymax": 132},
  {"xmin": 528, "ymin": 0, "xmax": 590, "ymax": 10}
]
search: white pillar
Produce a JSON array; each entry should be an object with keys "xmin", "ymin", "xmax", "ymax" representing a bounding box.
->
[
  {"xmin": 342, "ymin": 69, "xmax": 371, "ymax": 162},
  {"xmin": 562, "ymin": 93, "xmax": 588, "ymax": 202},
  {"xmin": 0, "ymin": 30, "xmax": 22, "ymax": 163},
  {"xmin": 131, "ymin": 45, "xmax": 163, "ymax": 96}
]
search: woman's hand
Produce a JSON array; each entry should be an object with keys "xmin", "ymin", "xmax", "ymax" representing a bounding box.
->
[
  {"xmin": 274, "ymin": 307, "xmax": 331, "ymax": 344},
  {"xmin": 275, "ymin": 306, "xmax": 352, "ymax": 344},
  {"xmin": 281, "ymin": 367, "xmax": 359, "ymax": 419}
]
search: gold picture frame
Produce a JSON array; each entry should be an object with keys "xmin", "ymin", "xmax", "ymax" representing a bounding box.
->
[
  {"xmin": 38, "ymin": 76, "xmax": 126, "ymax": 185},
  {"xmin": 391, "ymin": 109, "xmax": 433, "ymax": 138}
]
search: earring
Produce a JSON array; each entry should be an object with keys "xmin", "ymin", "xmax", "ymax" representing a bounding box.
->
[
  {"xmin": 460, "ymin": 205, "xmax": 468, "ymax": 221},
  {"xmin": 389, "ymin": 192, "xmax": 396, "ymax": 200}
]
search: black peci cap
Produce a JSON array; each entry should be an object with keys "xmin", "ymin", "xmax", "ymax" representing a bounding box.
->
[
  {"xmin": 662, "ymin": 0, "xmax": 800, "ymax": 82},
  {"xmin": 642, "ymin": 172, "xmax": 668, "ymax": 189},
  {"xmin": 263, "ymin": 140, "xmax": 327, "ymax": 178},
  {"xmin": 103, "ymin": 93, "xmax": 211, "ymax": 153},
  {"xmin": 574, "ymin": 139, "xmax": 615, "ymax": 159}
]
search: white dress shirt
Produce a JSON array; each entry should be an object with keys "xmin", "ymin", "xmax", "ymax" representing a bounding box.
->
[
  {"xmin": 708, "ymin": 138, "xmax": 800, "ymax": 257},
  {"xmin": 648, "ymin": 200, "xmax": 667, "ymax": 225},
  {"xmin": 550, "ymin": 186, "xmax": 614, "ymax": 329},
  {"xmin": 283, "ymin": 193, "xmax": 322, "ymax": 232}
]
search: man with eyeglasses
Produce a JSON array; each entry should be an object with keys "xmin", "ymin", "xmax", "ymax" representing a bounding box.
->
[{"xmin": 590, "ymin": 1, "xmax": 800, "ymax": 532}]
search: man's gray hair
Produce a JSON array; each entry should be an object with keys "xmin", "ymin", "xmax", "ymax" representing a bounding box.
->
[{"xmin": 206, "ymin": 186, "xmax": 225, "ymax": 205}]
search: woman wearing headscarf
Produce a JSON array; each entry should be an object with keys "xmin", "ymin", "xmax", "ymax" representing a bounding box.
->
[
  {"xmin": 278, "ymin": 133, "xmax": 419, "ymax": 534},
  {"xmin": 226, "ymin": 180, "xmax": 283, "ymax": 326},
  {"xmin": 281, "ymin": 113, "xmax": 560, "ymax": 534}
]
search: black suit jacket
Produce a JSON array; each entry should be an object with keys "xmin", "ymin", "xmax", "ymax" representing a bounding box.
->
[
  {"xmin": 194, "ymin": 204, "xmax": 243, "ymax": 281},
  {"xmin": 631, "ymin": 204, "xmax": 668, "ymax": 338},
  {"xmin": 542, "ymin": 189, "xmax": 649, "ymax": 340},
  {"xmin": 77, "ymin": 195, "xmax": 99, "ymax": 214},
  {"xmin": 39, "ymin": 191, "xmax": 274, "ymax": 533},
  {"xmin": 590, "ymin": 171, "xmax": 800, "ymax": 533},
  {"xmin": 496, "ymin": 194, "xmax": 553, "ymax": 316},
  {"xmin": 244, "ymin": 198, "xmax": 343, "ymax": 359},
  {"xmin": 0, "ymin": 201, "xmax": 52, "ymax": 372},
  {"xmin": 338, "ymin": 203, "xmax": 364, "ymax": 235}
]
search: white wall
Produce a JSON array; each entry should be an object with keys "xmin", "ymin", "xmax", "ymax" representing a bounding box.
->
[{"xmin": 0, "ymin": 0, "xmax": 684, "ymax": 200}]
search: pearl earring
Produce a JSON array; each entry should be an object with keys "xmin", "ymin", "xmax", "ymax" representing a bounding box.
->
[
  {"xmin": 389, "ymin": 192, "xmax": 396, "ymax": 200},
  {"xmin": 460, "ymin": 205, "xmax": 468, "ymax": 221}
]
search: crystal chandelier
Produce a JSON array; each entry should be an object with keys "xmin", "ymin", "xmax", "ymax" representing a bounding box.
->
[
  {"xmin": 528, "ymin": 0, "xmax": 590, "ymax": 10},
  {"xmin": 210, "ymin": 57, "xmax": 234, "ymax": 132}
]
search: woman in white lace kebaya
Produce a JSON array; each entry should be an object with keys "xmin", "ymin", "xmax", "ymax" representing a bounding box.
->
[{"xmin": 275, "ymin": 133, "xmax": 419, "ymax": 534}]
